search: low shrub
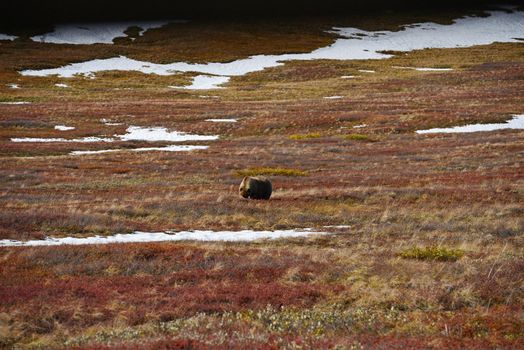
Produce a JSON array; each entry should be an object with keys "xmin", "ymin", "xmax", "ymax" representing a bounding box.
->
[{"xmin": 399, "ymin": 246, "xmax": 464, "ymax": 261}]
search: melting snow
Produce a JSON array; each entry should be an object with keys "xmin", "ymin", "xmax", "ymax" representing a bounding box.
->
[
  {"xmin": 0, "ymin": 33, "xmax": 17, "ymax": 41},
  {"xmin": 11, "ymin": 136, "xmax": 114, "ymax": 143},
  {"xmin": 206, "ymin": 119, "xmax": 237, "ymax": 123},
  {"xmin": 18, "ymin": 10, "xmax": 524, "ymax": 88},
  {"xmin": 341, "ymin": 75, "xmax": 355, "ymax": 79},
  {"xmin": 0, "ymin": 101, "xmax": 31, "ymax": 105},
  {"xmin": 117, "ymin": 126, "xmax": 218, "ymax": 142},
  {"xmin": 416, "ymin": 115, "xmax": 524, "ymax": 134},
  {"xmin": 393, "ymin": 66, "xmax": 453, "ymax": 71},
  {"xmin": 55, "ymin": 83, "xmax": 69, "ymax": 87},
  {"xmin": 7, "ymin": 83, "xmax": 20, "ymax": 89},
  {"xmin": 324, "ymin": 96, "xmax": 343, "ymax": 99},
  {"xmin": 54, "ymin": 125, "xmax": 75, "ymax": 131},
  {"xmin": 30, "ymin": 21, "xmax": 175, "ymax": 45},
  {"xmin": 0, "ymin": 229, "xmax": 328, "ymax": 246},
  {"xmin": 170, "ymin": 75, "xmax": 230, "ymax": 90},
  {"xmin": 100, "ymin": 118, "xmax": 123, "ymax": 126},
  {"xmin": 70, "ymin": 145, "xmax": 208, "ymax": 155},
  {"xmin": 358, "ymin": 69, "xmax": 375, "ymax": 73},
  {"xmin": 353, "ymin": 124, "xmax": 367, "ymax": 128},
  {"xmin": 11, "ymin": 125, "xmax": 218, "ymax": 144}
]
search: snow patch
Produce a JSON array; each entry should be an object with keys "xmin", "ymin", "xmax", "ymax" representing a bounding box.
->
[
  {"xmin": 11, "ymin": 137, "xmax": 114, "ymax": 143},
  {"xmin": 30, "ymin": 21, "xmax": 175, "ymax": 45},
  {"xmin": 100, "ymin": 118, "xmax": 123, "ymax": 126},
  {"xmin": 393, "ymin": 66, "xmax": 453, "ymax": 71},
  {"xmin": 353, "ymin": 124, "xmax": 367, "ymax": 128},
  {"xmin": 170, "ymin": 75, "xmax": 230, "ymax": 90},
  {"xmin": 54, "ymin": 83, "xmax": 69, "ymax": 88},
  {"xmin": 54, "ymin": 125, "xmax": 75, "ymax": 131},
  {"xmin": 117, "ymin": 126, "xmax": 218, "ymax": 142},
  {"xmin": 324, "ymin": 96, "xmax": 343, "ymax": 99},
  {"xmin": 0, "ymin": 33, "xmax": 17, "ymax": 41},
  {"xmin": 11, "ymin": 125, "xmax": 218, "ymax": 144},
  {"xmin": 416, "ymin": 115, "xmax": 524, "ymax": 134},
  {"xmin": 206, "ymin": 119, "xmax": 237, "ymax": 123},
  {"xmin": 358, "ymin": 69, "xmax": 375, "ymax": 73},
  {"xmin": 0, "ymin": 229, "xmax": 328, "ymax": 246},
  {"xmin": 340, "ymin": 75, "xmax": 355, "ymax": 79},
  {"xmin": 7, "ymin": 83, "xmax": 20, "ymax": 89},
  {"xmin": 19, "ymin": 10, "xmax": 524, "ymax": 89},
  {"xmin": 0, "ymin": 101, "xmax": 31, "ymax": 105}
]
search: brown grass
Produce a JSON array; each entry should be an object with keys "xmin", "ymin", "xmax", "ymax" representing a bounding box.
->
[{"xmin": 234, "ymin": 167, "xmax": 308, "ymax": 177}]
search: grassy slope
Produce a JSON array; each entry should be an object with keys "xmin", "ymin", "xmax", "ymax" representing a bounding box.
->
[{"xmin": 0, "ymin": 8, "xmax": 523, "ymax": 349}]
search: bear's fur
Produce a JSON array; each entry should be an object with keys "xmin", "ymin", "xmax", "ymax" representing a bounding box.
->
[{"xmin": 239, "ymin": 176, "xmax": 272, "ymax": 200}]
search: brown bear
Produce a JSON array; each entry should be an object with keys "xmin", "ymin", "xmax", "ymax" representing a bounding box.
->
[{"xmin": 239, "ymin": 176, "xmax": 272, "ymax": 200}]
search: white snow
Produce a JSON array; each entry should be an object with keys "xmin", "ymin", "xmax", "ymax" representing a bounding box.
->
[
  {"xmin": 117, "ymin": 126, "xmax": 218, "ymax": 142},
  {"xmin": 324, "ymin": 96, "xmax": 343, "ymax": 99},
  {"xmin": 206, "ymin": 118, "xmax": 237, "ymax": 123},
  {"xmin": 54, "ymin": 125, "xmax": 75, "ymax": 131},
  {"xmin": 11, "ymin": 125, "xmax": 216, "ymax": 155},
  {"xmin": 0, "ymin": 101, "xmax": 31, "ymax": 105},
  {"xmin": 19, "ymin": 10, "xmax": 524, "ymax": 89},
  {"xmin": 70, "ymin": 145, "xmax": 208, "ymax": 155},
  {"xmin": 170, "ymin": 75, "xmax": 230, "ymax": 90},
  {"xmin": 54, "ymin": 83, "xmax": 69, "ymax": 88},
  {"xmin": 0, "ymin": 33, "xmax": 17, "ymax": 41},
  {"xmin": 7, "ymin": 83, "xmax": 20, "ymax": 89},
  {"xmin": 30, "ymin": 21, "xmax": 175, "ymax": 45},
  {"xmin": 100, "ymin": 118, "xmax": 123, "ymax": 126},
  {"xmin": 341, "ymin": 75, "xmax": 355, "ymax": 79},
  {"xmin": 353, "ymin": 124, "xmax": 367, "ymax": 128},
  {"xmin": 393, "ymin": 66, "xmax": 453, "ymax": 71},
  {"xmin": 11, "ymin": 125, "xmax": 218, "ymax": 144},
  {"xmin": 416, "ymin": 114, "xmax": 524, "ymax": 134},
  {"xmin": 11, "ymin": 136, "xmax": 114, "ymax": 143},
  {"xmin": 0, "ymin": 229, "xmax": 328, "ymax": 246},
  {"xmin": 415, "ymin": 68, "xmax": 453, "ymax": 72},
  {"xmin": 358, "ymin": 70, "xmax": 375, "ymax": 73}
]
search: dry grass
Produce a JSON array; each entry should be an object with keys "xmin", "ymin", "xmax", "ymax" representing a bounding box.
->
[{"xmin": 234, "ymin": 167, "xmax": 308, "ymax": 177}]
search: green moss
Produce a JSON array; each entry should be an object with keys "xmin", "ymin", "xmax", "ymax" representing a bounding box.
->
[
  {"xmin": 399, "ymin": 246, "xmax": 464, "ymax": 261},
  {"xmin": 234, "ymin": 167, "xmax": 307, "ymax": 177}
]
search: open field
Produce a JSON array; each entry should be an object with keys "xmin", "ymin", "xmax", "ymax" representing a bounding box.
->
[{"xmin": 0, "ymin": 5, "xmax": 523, "ymax": 349}]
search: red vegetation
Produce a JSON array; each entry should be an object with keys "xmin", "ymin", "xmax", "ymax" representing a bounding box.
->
[{"xmin": 0, "ymin": 244, "xmax": 333, "ymax": 334}]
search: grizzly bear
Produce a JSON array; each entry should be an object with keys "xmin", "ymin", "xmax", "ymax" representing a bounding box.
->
[{"xmin": 239, "ymin": 176, "xmax": 272, "ymax": 200}]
